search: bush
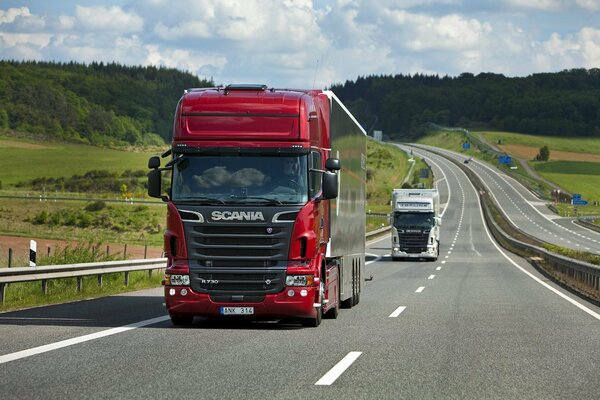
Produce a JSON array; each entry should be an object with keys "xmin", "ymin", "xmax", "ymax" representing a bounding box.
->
[
  {"xmin": 32, "ymin": 210, "xmax": 49, "ymax": 224},
  {"xmin": 85, "ymin": 200, "xmax": 107, "ymax": 212}
]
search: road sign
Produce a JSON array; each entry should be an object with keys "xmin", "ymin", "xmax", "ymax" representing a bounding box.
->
[
  {"xmin": 572, "ymin": 193, "xmax": 581, "ymax": 200},
  {"xmin": 462, "ymin": 143, "xmax": 471, "ymax": 150},
  {"xmin": 572, "ymin": 199, "xmax": 588, "ymax": 206},
  {"xmin": 499, "ymin": 155, "xmax": 512, "ymax": 164}
]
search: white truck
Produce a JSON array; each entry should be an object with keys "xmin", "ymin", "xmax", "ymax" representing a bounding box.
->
[{"xmin": 390, "ymin": 189, "xmax": 440, "ymax": 261}]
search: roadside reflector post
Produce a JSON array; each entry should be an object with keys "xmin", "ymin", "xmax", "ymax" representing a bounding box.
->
[{"xmin": 29, "ymin": 240, "xmax": 37, "ymax": 267}]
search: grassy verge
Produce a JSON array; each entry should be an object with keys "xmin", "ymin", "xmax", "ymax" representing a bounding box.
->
[
  {"xmin": 0, "ymin": 243, "xmax": 163, "ymax": 311},
  {"xmin": 0, "ymin": 198, "xmax": 165, "ymax": 247},
  {"xmin": 1, "ymin": 271, "xmax": 164, "ymax": 312}
]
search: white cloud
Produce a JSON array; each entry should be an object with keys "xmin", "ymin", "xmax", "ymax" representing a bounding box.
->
[
  {"xmin": 0, "ymin": 7, "xmax": 31, "ymax": 24},
  {"xmin": 536, "ymin": 27, "xmax": 600, "ymax": 69},
  {"xmin": 75, "ymin": 5, "xmax": 144, "ymax": 33},
  {"xmin": 504, "ymin": 0, "xmax": 600, "ymax": 11},
  {"xmin": 504, "ymin": 0, "xmax": 565, "ymax": 11},
  {"xmin": 144, "ymin": 44, "xmax": 228, "ymax": 75},
  {"xmin": 0, "ymin": 32, "xmax": 51, "ymax": 48},
  {"xmin": 576, "ymin": 0, "xmax": 600, "ymax": 11}
]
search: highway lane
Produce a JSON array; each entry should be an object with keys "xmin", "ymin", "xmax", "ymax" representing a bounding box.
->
[
  {"xmin": 1, "ymin": 151, "xmax": 599, "ymax": 399},
  {"xmin": 412, "ymin": 145, "xmax": 600, "ymax": 255}
]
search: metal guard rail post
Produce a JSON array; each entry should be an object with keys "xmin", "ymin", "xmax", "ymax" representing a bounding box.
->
[{"xmin": 0, "ymin": 258, "xmax": 167, "ymax": 304}]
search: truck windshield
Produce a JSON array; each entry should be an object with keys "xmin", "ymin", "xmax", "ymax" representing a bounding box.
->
[
  {"xmin": 171, "ymin": 154, "xmax": 309, "ymax": 205},
  {"xmin": 394, "ymin": 212, "xmax": 435, "ymax": 228}
]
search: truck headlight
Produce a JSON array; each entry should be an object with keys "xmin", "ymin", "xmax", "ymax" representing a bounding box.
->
[
  {"xmin": 165, "ymin": 274, "xmax": 190, "ymax": 286},
  {"xmin": 285, "ymin": 275, "xmax": 314, "ymax": 287}
]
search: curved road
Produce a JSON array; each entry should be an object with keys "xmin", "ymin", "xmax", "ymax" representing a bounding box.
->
[
  {"xmin": 411, "ymin": 145, "xmax": 600, "ymax": 255},
  {"xmin": 0, "ymin": 148, "xmax": 599, "ymax": 399}
]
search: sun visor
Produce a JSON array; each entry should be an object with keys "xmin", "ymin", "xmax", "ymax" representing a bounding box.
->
[{"xmin": 180, "ymin": 113, "xmax": 300, "ymax": 140}]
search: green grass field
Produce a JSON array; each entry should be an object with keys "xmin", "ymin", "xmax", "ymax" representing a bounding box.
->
[
  {"xmin": 478, "ymin": 131, "xmax": 600, "ymax": 154},
  {"xmin": 0, "ymin": 135, "xmax": 167, "ymax": 186},
  {"xmin": 534, "ymin": 161, "xmax": 600, "ymax": 175},
  {"xmin": 415, "ymin": 129, "xmax": 600, "ymax": 211}
]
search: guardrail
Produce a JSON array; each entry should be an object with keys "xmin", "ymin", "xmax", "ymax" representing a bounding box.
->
[
  {"xmin": 0, "ymin": 258, "xmax": 167, "ymax": 304},
  {"xmin": 0, "ymin": 226, "xmax": 395, "ymax": 305},
  {"xmin": 412, "ymin": 144, "xmax": 600, "ymax": 303}
]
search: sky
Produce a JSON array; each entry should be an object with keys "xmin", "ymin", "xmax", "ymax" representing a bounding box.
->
[{"xmin": 1, "ymin": 0, "xmax": 599, "ymax": 88}]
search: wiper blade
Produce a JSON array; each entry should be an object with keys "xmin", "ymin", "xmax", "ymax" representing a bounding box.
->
[
  {"xmin": 228, "ymin": 196, "xmax": 283, "ymax": 205},
  {"xmin": 175, "ymin": 197, "xmax": 226, "ymax": 205}
]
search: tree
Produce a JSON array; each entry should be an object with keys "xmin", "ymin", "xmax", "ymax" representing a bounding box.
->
[{"xmin": 537, "ymin": 145, "xmax": 550, "ymax": 161}]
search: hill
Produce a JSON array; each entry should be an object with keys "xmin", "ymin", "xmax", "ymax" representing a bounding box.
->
[
  {"xmin": 0, "ymin": 60, "xmax": 212, "ymax": 146},
  {"xmin": 331, "ymin": 69, "xmax": 600, "ymax": 140}
]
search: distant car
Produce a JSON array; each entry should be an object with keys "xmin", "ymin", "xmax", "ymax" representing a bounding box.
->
[{"xmin": 463, "ymin": 158, "xmax": 470, "ymax": 164}]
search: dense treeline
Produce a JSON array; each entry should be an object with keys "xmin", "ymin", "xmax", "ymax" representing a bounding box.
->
[
  {"xmin": 0, "ymin": 60, "xmax": 212, "ymax": 146},
  {"xmin": 331, "ymin": 69, "xmax": 600, "ymax": 139}
]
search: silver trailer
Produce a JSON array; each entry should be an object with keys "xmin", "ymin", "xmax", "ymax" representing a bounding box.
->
[{"xmin": 325, "ymin": 91, "xmax": 367, "ymax": 306}]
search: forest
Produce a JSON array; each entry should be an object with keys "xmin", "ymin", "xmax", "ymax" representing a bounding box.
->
[
  {"xmin": 331, "ymin": 69, "xmax": 600, "ymax": 140},
  {"xmin": 2, "ymin": 62, "xmax": 600, "ymax": 145},
  {"xmin": 0, "ymin": 60, "xmax": 212, "ymax": 146}
]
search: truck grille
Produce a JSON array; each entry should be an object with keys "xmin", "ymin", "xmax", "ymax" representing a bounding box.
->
[
  {"xmin": 177, "ymin": 205, "xmax": 300, "ymax": 297},
  {"xmin": 398, "ymin": 231, "xmax": 429, "ymax": 253},
  {"xmin": 189, "ymin": 224, "xmax": 289, "ymax": 260}
]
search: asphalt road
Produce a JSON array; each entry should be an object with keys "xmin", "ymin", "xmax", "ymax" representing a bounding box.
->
[
  {"xmin": 1, "ymin": 148, "xmax": 599, "ymax": 399},
  {"xmin": 411, "ymin": 145, "xmax": 600, "ymax": 255}
]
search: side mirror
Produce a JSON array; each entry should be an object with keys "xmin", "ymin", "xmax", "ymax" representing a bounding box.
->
[
  {"xmin": 148, "ymin": 156, "xmax": 160, "ymax": 169},
  {"xmin": 325, "ymin": 157, "xmax": 340, "ymax": 171},
  {"xmin": 435, "ymin": 217, "xmax": 442, "ymax": 227},
  {"xmin": 322, "ymin": 171, "xmax": 338, "ymax": 200},
  {"xmin": 148, "ymin": 169, "xmax": 162, "ymax": 198}
]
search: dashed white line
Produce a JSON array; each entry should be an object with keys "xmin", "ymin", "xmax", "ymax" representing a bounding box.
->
[
  {"xmin": 436, "ymin": 266, "xmax": 442, "ymax": 271},
  {"xmin": 415, "ymin": 286, "xmax": 425, "ymax": 293},
  {"xmin": 428, "ymin": 275, "xmax": 435, "ymax": 280},
  {"xmin": 315, "ymin": 352, "xmax": 362, "ymax": 386},
  {"xmin": 389, "ymin": 306, "xmax": 407, "ymax": 318}
]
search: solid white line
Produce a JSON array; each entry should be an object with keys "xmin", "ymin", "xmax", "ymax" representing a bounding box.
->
[
  {"xmin": 315, "ymin": 352, "xmax": 362, "ymax": 385},
  {"xmin": 415, "ymin": 286, "xmax": 425, "ymax": 293},
  {"xmin": 389, "ymin": 306, "xmax": 407, "ymax": 318},
  {"xmin": 462, "ymin": 169, "xmax": 600, "ymax": 322},
  {"xmin": 0, "ymin": 315, "xmax": 170, "ymax": 365},
  {"xmin": 366, "ymin": 252, "xmax": 383, "ymax": 265}
]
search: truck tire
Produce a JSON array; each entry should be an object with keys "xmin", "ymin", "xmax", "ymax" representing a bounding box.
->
[
  {"xmin": 341, "ymin": 264, "xmax": 357, "ymax": 309},
  {"xmin": 324, "ymin": 271, "xmax": 340, "ymax": 319},
  {"xmin": 170, "ymin": 314, "xmax": 194, "ymax": 326},
  {"xmin": 302, "ymin": 307, "xmax": 322, "ymax": 327},
  {"xmin": 353, "ymin": 265, "xmax": 360, "ymax": 306}
]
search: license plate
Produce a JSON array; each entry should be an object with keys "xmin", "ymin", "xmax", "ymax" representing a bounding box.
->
[{"xmin": 220, "ymin": 307, "xmax": 254, "ymax": 316}]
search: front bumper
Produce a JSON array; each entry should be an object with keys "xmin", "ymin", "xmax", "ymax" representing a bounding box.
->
[
  {"xmin": 392, "ymin": 246, "xmax": 437, "ymax": 259},
  {"xmin": 165, "ymin": 286, "xmax": 318, "ymax": 319}
]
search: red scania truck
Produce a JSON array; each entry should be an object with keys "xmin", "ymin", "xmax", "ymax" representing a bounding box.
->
[{"xmin": 148, "ymin": 84, "xmax": 366, "ymax": 327}]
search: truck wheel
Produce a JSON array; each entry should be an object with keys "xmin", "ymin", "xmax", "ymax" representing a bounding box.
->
[
  {"xmin": 341, "ymin": 265, "xmax": 356, "ymax": 309},
  {"xmin": 170, "ymin": 314, "xmax": 194, "ymax": 326},
  {"xmin": 302, "ymin": 307, "xmax": 322, "ymax": 327},
  {"xmin": 324, "ymin": 277, "xmax": 339, "ymax": 319}
]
